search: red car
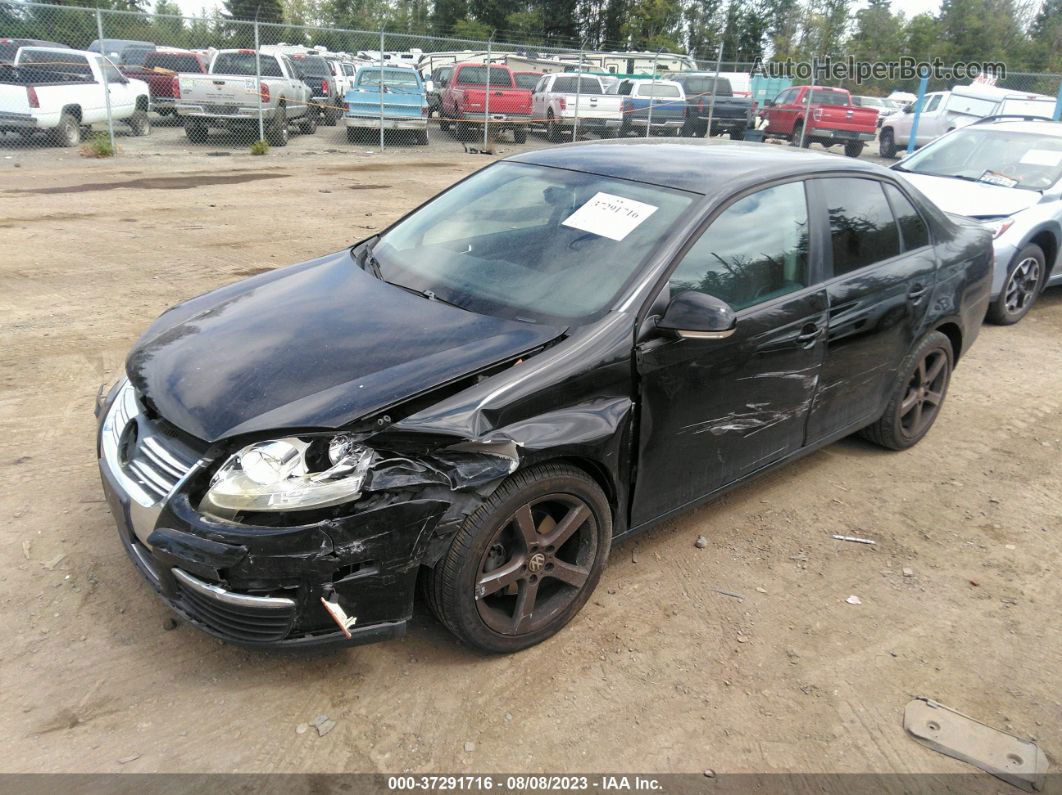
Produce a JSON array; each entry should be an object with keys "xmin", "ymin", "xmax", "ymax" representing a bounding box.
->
[
  {"xmin": 439, "ymin": 62, "xmax": 531, "ymax": 143},
  {"xmin": 121, "ymin": 49, "xmax": 208, "ymax": 116},
  {"xmin": 761, "ymin": 85, "xmax": 878, "ymax": 157}
]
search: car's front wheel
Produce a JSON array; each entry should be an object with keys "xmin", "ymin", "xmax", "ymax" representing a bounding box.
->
[
  {"xmin": 425, "ymin": 463, "xmax": 611, "ymax": 653},
  {"xmin": 987, "ymin": 243, "xmax": 1046, "ymax": 325},
  {"xmin": 860, "ymin": 330, "xmax": 953, "ymax": 450}
]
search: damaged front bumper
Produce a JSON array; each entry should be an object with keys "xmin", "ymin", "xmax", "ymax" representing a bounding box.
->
[{"xmin": 96, "ymin": 381, "xmax": 464, "ymax": 649}]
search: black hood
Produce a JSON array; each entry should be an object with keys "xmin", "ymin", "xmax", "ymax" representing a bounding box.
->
[{"xmin": 127, "ymin": 251, "xmax": 564, "ymax": 443}]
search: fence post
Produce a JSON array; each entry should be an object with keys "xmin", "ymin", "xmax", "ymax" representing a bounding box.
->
[
  {"xmin": 573, "ymin": 47, "xmax": 583, "ymax": 141},
  {"xmin": 253, "ymin": 18, "xmax": 264, "ymax": 143},
  {"xmin": 646, "ymin": 50, "xmax": 659, "ymax": 138},
  {"xmin": 484, "ymin": 37, "xmax": 491, "ymax": 148},
  {"xmin": 705, "ymin": 41, "xmax": 723, "ymax": 140},
  {"xmin": 907, "ymin": 67, "xmax": 930, "ymax": 155},
  {"xmin": 379, "ymin": 29, "xmax": 386, "ymax": 150},
  {"xmin": 95, "ymin": 9, "xmax": 116, "ymax": 155},
  {"xmin": 1052, "ymin": 77, "xmax": 1062, "ymax": 121}
]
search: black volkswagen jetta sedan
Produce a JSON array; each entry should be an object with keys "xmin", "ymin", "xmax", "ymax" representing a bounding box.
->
[{"xmin": 97, "ymin": 140, "xmax": 992, "ymax": 653}]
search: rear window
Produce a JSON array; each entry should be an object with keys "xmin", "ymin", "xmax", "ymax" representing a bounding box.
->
[
  {"xmin": 212, "ymin": 52, "xmax": 282, "ymax": 78},
  {"xmin": 551, "ymin": 76, "xmax": 602, "ymax": 94},
  {"xmin": 120, "ymin": 46, "xmax": 154, "ymax": 66},
  {"xmin": 17, "ymin": 50, "xmax": 92, "ymax": 79},
  {"xmin": 639, "ymin": 83, "xmax": 680, "ymax": 98},
  {"xmin": 513, "ymin": 72, "xmax": 541, "ymax": 90},
  {"xmin": 456, "ymin": 66, "xmax": 513, "ymax": 87},
  {"xmin": 679, "ymin": 77, "xmax": 732, "ymax": 96},
  {"xmin": 810, "ymin": 89, "xmax": 850, "ymax": 106},
  {"xmin": 292, "ymin": 54, "xmax": 330, "ymax": 77},
  {"xmin": 144, "ymin": 53, "xmax": 200, "ymax": 72}
]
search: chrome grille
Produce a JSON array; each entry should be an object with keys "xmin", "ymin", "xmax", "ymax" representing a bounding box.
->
[{"xmin": 101, "ymin": 381, "xmax": 197, "ymax": 508}]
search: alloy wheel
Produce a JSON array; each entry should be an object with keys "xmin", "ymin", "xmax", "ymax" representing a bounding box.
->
[
  {"xmin": 899, "ymin": 348, "xmax": 948, "ymax": 438},
  {"xmin": 475, "ymin": 494, "xmax": 597, "ymax": 636},
  {"xmin": 1004, "ymin": 256, "xmax": 1041, "ymax": 315}
]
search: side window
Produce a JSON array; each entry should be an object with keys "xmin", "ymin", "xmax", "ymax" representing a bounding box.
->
[
  {"xmin": 100, "ymin": 57, "xmax": 124, "ymax": 83},
  {"xmin": 669, "ymin": 181, "xmax": 810, "ymax": 310},
  {"xmin": 617, "ymin": 80, "xmax": 633, "ymax": 96},
  {"xmin": 824, "ymin": 178, "xmax": 901, "ymax": 276},
  {"xmin": 924, "ymin": 94, "xmax": 942, "ymax": 112},
  {"xmin": 884, "ymin": 184, "xmax": 931, "ymax": 251}
]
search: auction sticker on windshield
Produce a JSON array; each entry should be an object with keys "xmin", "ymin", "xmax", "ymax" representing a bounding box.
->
[{"xmin": 562, "ymin": 192, "xmax": 658, "ymax": 241}]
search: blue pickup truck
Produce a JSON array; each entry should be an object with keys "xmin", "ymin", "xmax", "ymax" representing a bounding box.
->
[
  {"xmin": 608, "ymin": 78, "xmax": 687, "ymax": 136},
  {"xmin": 344, "ymin": 65, "xmax": 428, "ymax": 145}
]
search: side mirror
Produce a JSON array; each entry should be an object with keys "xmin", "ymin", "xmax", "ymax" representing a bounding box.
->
[
  {"xmin": 903, "ymin": 104, "xmax": 914, "ymax": 114},
  {"xmin": 763, "ymin": 98, "xmax": 774, "ymax": 107},
  {"xmin": 656, "ymin": 290, "xmax": 736, "ymax": 340}
]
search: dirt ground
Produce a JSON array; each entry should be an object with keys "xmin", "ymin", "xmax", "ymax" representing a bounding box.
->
[{"xmin": 0, "ymin": 144, "xmax": 1060, "ymax": 778}]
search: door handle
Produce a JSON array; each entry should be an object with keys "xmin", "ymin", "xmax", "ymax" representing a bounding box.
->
[
  {"xmin": 794, "ymin": 323, "xmax": 821, "ymax": 347},
  {"xmin": 907, "ymin": 283, "xmax": 928, "ymax": 301}
]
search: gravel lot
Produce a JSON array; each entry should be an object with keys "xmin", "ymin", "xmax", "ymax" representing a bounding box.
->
[{"xmin": 0, "ymin": 136, "xmax": 1059, "ymax": 777}]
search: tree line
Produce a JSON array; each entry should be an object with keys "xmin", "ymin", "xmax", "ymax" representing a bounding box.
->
[{"xmin": 3, "ymin": 0, "xmax": 1060, "ymax": 80}]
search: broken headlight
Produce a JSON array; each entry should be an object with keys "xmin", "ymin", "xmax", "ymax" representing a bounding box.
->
[{"xmin": 202, "ymin": 435, "xmax": 374, "ymax": 513}]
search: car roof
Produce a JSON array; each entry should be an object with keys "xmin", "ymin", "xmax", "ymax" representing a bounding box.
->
[
  {"xmin": 969, "ymin": 119, "xmax": 1062, "ymax": 136},
  {"xmin": 508, "ymin": 139, "xmax": 890, "ymax": 194}
]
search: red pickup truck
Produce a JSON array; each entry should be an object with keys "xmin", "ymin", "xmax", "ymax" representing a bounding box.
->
[
  {"xmin": 439, "ymin": 63, "xmax": 531, "ymax": 143},
  {"xmin": 120, "ymin": 49, "xmax": 208, "ymax": 116},
  {"xmin": 761, "ymin": 85, "xmax": 877, "ymax": 157}
]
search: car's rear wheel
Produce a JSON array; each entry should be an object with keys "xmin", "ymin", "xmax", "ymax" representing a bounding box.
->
[
  {"xmin": 266, "ymin": 105, "xmax": 289, "ymax": 147},
  {"xmin": 860, "ymin": 331, "xmax": 952, "ymax": 450},
  {"xmin": 127, "ymin": 109, "xmax": 150, "ymax": 136},
  {"xmin": 844, "ymin": 140, "xmax": 864, "ymax": 157},
  {"xmin": 987, "ymin": 243, "xmax": 1046, "ymax": 325},
  {"xmin": 416, "ymin": 128, "xmax": 429, "ymax": 145},
  {"xmin": 300, "ymin": 107, "xmax": 319, "ymax": 134},
  {"xmin": 879, "ymin": 128, "xmax": 897, "ymax": 158},
  {"xmin": 513, "ymin": 124, "xmax": 527, "ymax": 144},
  {"xmin": 51, "ymin": 112, "xmax": 81, "ymax": 147},
  {"xmin": 425, "ymin": 463, "xmax": 611, "ymax": 653},
  {"xmin": 184, "ymin": 119, "xmax": 207, "ymax": 143},
  {"xmin": 546, "ymin": 111, "xmax": 565, "ymax": 142},
  {"xmin": 730, "ymin": 126, "xmax": 745, "ymax": 141}
]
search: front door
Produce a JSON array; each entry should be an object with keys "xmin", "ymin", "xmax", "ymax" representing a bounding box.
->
[
  {"xmin": 632, "ymin": 180, "xmax": 828, "ymax": 527},
  {"xmin": 803, "ymin": 177, "xmax": 938, "ymax": 443}
]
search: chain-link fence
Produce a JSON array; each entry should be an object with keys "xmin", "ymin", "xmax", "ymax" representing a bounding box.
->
[{"xmin": 2, "ymin": 0, "xmax": 1061, "ymax": 160}]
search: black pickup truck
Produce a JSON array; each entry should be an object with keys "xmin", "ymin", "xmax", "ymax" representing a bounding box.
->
[{"xmin": 673, "ymin": 73, "xmax": 755, "ymax": 139}]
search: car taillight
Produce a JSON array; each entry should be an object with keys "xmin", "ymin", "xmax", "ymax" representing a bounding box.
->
[
  {"xmin": 260, "ymin": 81, "xmax": 270, "ymax": 103},
  {"xmin": 171, "ymin": 75, "xmax": 180, "ymax": 99},
  {"xmin": 26, "ymin": 85, "xmax": 39, "ymax": 109},
  {"xmin": 558, "ymin": 97, "xmax": 566, "ymax": 110},
  {"xmin": 813, "ymin": 107, "xmax": 822, "ymax": 121},
  {"xmin": 321, "ymin": 79, "xmax": 328, "ymax": 95}
]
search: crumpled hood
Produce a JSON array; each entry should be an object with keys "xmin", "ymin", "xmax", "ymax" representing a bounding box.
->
[
  {"xmin": 127, "ymin": 251, "xmax": 564, "ymax": 443},
  {"xmin": 898, "ymin": 172, "xmax": 1042, "ymax": 218}
]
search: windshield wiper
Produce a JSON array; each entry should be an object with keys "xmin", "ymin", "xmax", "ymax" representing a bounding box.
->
[
  {"xmin": 386, "ymin": 281, "xmax": 465, "ymax": 310},
  {"xmin": 352, "ymin": 237, "xmax": 383, "ymax": 278}
]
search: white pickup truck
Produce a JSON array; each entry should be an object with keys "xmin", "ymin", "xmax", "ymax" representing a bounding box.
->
[
  {"xmin": 530, "ymin": 73, "xmax": 624, "ymax": 141},
  {"xmin": 175, "ymin": 49, "xmax": 314, "ymax": 146},
  {"xmin": 0, "ymin": 46, "xmax": 150, "ymax": 146},
  {"xmin": 879, "ymin": 84, "xmax": 1057, "ymax": 157}
]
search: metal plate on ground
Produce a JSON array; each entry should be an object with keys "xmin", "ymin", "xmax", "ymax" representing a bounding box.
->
[{"xmin": 904, "ymin": 697, "xmax": 1049, "ymax": 791}]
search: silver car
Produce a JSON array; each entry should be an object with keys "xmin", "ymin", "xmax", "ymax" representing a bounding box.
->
[{"xmin": 893, "ymin": 118, "xmax": 1062, "ymax": 324}]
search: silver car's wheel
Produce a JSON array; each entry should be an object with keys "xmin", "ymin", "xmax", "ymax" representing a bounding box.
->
[{"xmin": 987, "ymin": 243, "xmax": 1045, "ymax": 325}]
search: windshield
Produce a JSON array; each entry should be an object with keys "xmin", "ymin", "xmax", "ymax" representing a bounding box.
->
[
  {"xmin": 372, "ymin": 162, "xmax": 696, "ymax": 324},
  {"xmin": 901, "ymin": 127, "xmax": 1062, "ymax": 190},
  {"xmin": 212, "ymin": 52, "xmax": 282, "ymax": 77},
  {"xmin": 357, "ymin": 68, "xmax": 420, "ymax": 90},
  {"xmin": 293, "ymin": 55, "xmax": 330, "ymax": 77}
]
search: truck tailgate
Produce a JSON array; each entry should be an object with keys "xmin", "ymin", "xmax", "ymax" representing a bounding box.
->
[
  {"xmin": 178, "ymin": 74, "xmax": 259, "ymax": 105},
  {"xmin": 567, "ymin": 94, "xmax": 623, "ymax": 118},
  {"xmin": 467, "ymin": 87, "xmax": 531, "ymax": 115},
  {"xmin": 815, "ymin": 105, "xmax": 877, "ymax": 133},
  {"xmin": 0, "ymin": 82, "xmax": 30, "ymax": 115}
]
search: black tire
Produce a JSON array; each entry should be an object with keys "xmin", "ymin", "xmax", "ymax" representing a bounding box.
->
[
  {"xmin": 266, "ymin": 105, "xmax": 289, "ymax": 147},
  {"xmin": 986, "ymin": 243, "xmax": 1046, "ymax": 325},
  {"xmin": 416, "ymin": 128, "xmax": 429, "ymax": 145},
  {"xmin": 51, "ymin": 111, "xmax": 80, "ymax": 147},
  {"xmin": 513, "ymin": 124, "xmax": 527, "ymax": 144},
  {"xmin": 439, "ymin": 116, "xmax": 452, "ymax": 132},
  {"xmin": 424, "ymin": 463, "xmax": 612, "ymax": 654},
  {"xmin": 845, "ymin": 140, "xmax": 864, "ymax": 158},
  {"xmin": 546, "ymin": 111, "xmax": 564, "ymax": 143},
  {"xmin": 300, "ymin": 107, "xmax": 319, "ymax": 134},
  {"xmin": 455, "ymin": 120, "xmax": 473, "ymax": 141},
  {"xmin": 346, "ymin": 126, "xmax": 360, "ymax": 144},
  {"xmin": 879, "ymin": 127, "xmax": 897, "ymax": 159},
  {"xmin": 860, "ymin": 331, "xmax": 953, "ymax": 451},
  {"xmin": 730, "ymin": 126, "xmax": 745, "ymax": 141},
  {"xmin": 791, "ymin": 122, "xmax": 810, "ymax": 148},
  {"xmin": 184, "ymin": 119, "xmax": 207, "ymax": 144},
  {"xmin": 324, "ymin": 106, "xmax": 340, "ymax": 126},
  {"xmin": 127, "ymin": 109, "xmax": 150, "ymax": 136},
  {"xmin": 619, "ymin": 121, "xmax": 631, "ymax": 138},
  {"xmin": 599, "ymin": 128, "xmax": 616, "ymax": 139},
  {"xmin": 681, "ymin": 120, "xmax": 696, "ymax": 137}
]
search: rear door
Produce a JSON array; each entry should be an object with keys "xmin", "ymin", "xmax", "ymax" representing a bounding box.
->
[
  {"xmin": 632, "ymin": 179, "xmax": 829, "ymax": 526},
  {"xmin": 803, "ymin": 177, "xmax": 937, "ymax": 443}
]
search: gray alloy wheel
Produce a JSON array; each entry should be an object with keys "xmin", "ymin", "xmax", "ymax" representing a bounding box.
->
[
  {"xmin": 300, "ymin": 107, "xmax": 318, "ymax": 134},
  {"xmin": 860, "ymin": 330, "xmax": 953, "ymax": 450},
  {"xmin": 267, "ymin": 105, "xmax": 289, "ymax": 147},
  {"xmin": 51, "ymin": 112, "xmax": 80, "ymax": 147},
  {"xmin": 987, "ymin": 244, "xmax": 1046, "ymax": 325},
  {"xmin": 185, "ymin": 119, "xmax": 208, "ymax": 143},
  {"xmin": 424, "ymin": 463, "xmax": 611, "ymax": 653},
  {"xmin": 127, "ymin": 109, "xmax": 150, "ymax": 136}
]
